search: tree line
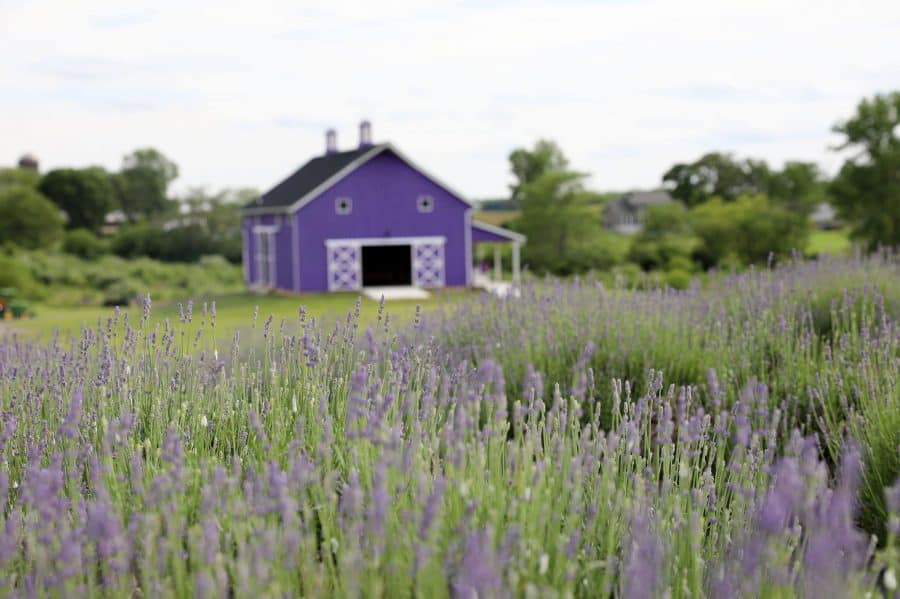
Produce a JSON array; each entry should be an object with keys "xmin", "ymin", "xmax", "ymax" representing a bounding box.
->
[
  {"xmin": 509, "ymin": 90, "xmax": 900, "ymax": 277},
  {"xmin": 1, "ymin": 90, "xmax": 897, "ymax": 278},
  {"xmin": 0, "ymin": 149, "xmax": 255, "ymax": 263}
]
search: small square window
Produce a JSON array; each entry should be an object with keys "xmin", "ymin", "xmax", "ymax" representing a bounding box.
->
[
  {"xmin": 417, "ymin": 195, "xmax": 434, "ymax": 213},
  {"xmin": 335, "ymin": 197, "xmax": 352, "ymax": 215}
]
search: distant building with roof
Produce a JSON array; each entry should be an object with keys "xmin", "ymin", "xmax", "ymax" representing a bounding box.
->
[
  {"xmin": 604, "ymin": 190, "xmax": 673, "ymax": 234},
  {"xmin": 17, "ymin": 153, "xmax": 39, "ymax": 171},
  {"xmin": 811, "ymin": 202, "xmax": 838, "ymax": 230},
  {"xmin": 241, "ymin": 122, "xmax": 525, "ymax": 293}
]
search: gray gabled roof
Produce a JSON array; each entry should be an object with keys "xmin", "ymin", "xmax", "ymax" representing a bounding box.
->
[
  {"xmin": 619, "ymin": 190, "xmax": 673, "ymax": 208},
  {"xmin": 242, "ymin": 142, "xmax": 474, "ymax": 215},
  {"xmin": 244, "ymin": 145, "xmax": 381, "ymax": 211}
]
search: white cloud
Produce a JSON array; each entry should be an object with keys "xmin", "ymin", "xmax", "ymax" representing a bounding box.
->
[{"xmin": 1, "ymin": 0, "xmax": 899, "ymax": 196}]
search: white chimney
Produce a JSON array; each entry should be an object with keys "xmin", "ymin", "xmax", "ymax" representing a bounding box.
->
[
  {"xmin": 359, "ymin": 120, "xmax": 372, "ymax": 148},
  {"xmin": 325, "ymin": 129, "xmax": 337, "ymax": 154}
]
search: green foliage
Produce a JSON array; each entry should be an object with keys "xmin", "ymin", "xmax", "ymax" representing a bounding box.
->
[
  {"xmin": 0, "ymin": 254, "xmax": 38, "ymax": 293},
  {"xmin": 508, "ymin": 139, "xmax": 569, "ymax": 207},
  {"xmin": 112, "ymin": 219, "xmax": 242, "ymax": 264},
  {"xmin": 0, "ymin": 167, "xmax": 40, "ymax": 189},
  {"xmin": 8, "ymin": 299, "xmax": 32, "ymax": 318},
  {"xmin": 663, "ymin": 153, "xmax": 828, "ymax": 214},
  {"xmin": 0, "ymin": 185, "xmax": 65, "ymax": 249},
  {"xmin": 111, "ymin": 222, "xmax": 165, "ymax": 259},
  {"xmin": 516, "ymin": 169, "xmax": 610, "ymax": 274},
  {"xmin": 691, "ymin": 195, "xmax": 809, "ymax": 267},
  {"xmin": 9, "ymin": 249, "xmax": 245, "ymax": 306},
  {"xmin": 664, "ymin": 268, "xmax": 692, "ymax": 290},
  {"xmin": 768, "ymin": 161, "xmax": 828, "ymax": 215},
  {"xmin": 39, "ymin": 167, "xmax": 118, "ymax": 233},
  {"xmin": 178, "ymin": 186, "xmax": 253, "ymax": 263},
  {"xmin": 114, "ymin": 148, "xmax": 179, "ymax": 221},
  {"xmin": 627, "ymin": 203, "xmax": 699, "ymax": 270},
  {"xmin": 662, "ymin": 152, "xmax": 770, "ymax": 206},
  {"xmin": 830, "ymin": 91, "xmax": 900, "ymax": 250},
  {"xmin": 63, "ymin": 228, "xmax": 109, "ymax": 260}
]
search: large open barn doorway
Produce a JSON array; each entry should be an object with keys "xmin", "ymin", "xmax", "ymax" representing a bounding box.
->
[{"xmin": 362, "ymin": 244, "xmax": 412, "ymax": 286}]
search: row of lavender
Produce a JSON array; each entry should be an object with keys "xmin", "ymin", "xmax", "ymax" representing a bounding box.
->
[{"xmin": 0, "ymin": 253, "xmax": 898, "ymax": 597}]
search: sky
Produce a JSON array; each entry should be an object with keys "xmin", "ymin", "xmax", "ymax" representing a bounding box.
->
[{"xmin": 2, "ymin": 0, "xmax": 900, "ymax": 199}]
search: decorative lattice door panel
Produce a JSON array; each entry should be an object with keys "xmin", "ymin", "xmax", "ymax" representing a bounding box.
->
[
  {"xmin": 327, "ymin": 243, "xmax": 361, "ymax": 291},
  {"xmin": 412, "ymin": 241, "xmax": 445, "ymax": 287}
]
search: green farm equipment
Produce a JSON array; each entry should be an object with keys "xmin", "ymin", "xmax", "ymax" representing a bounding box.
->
[{"xmin": 0, "ymin": 287, "xmax": 34, "ymax": 320}]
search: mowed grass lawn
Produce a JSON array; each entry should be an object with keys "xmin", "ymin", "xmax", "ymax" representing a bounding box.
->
[
  {"xmin": 807, "ymin": 227, "xmax": 853, "ymax": 255},
  {"xmin": 4, "ymin": 288, "xmax": 474, "ymax": 341}
]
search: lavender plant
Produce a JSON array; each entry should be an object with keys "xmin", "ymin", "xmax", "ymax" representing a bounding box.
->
[{"xmin": 0, "ymin": 253, "xmax": 898, "ymax": 597}]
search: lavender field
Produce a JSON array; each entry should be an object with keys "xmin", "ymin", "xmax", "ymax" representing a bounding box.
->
[{"xmin": 1, "ymin": 254, "xmax": 899, "ymax": 598}]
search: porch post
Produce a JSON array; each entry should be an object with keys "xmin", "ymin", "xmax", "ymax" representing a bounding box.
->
[
  {"xmin": 512, "ymin": 242, "xmax": 521, "ymax": 286},
  {"xmin": 493, "ymin": 245, "xmax": 502, "ymax": 281}
]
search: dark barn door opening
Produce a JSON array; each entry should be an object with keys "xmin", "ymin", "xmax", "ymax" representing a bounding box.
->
[{"xmin": 362, "ymin": 244, "xmax": 412, "ymax": 286}]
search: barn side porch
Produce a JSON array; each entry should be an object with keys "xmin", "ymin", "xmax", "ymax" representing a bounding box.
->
[{"xmin": 471, "ymin": 221, "xmax": 525, "ymax": 297}]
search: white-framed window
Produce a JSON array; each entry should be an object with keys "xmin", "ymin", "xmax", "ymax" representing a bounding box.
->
[
  {"xmin": 253, "ymin": 226, "xmax": 278, "ymax": 288},
  {"xmin": 417, "ymin": 195, "xmax": 434, "ymax": 213},
  {"xmin": 335, "ymin": 197, "xmax": 352, "ymax": 215}
]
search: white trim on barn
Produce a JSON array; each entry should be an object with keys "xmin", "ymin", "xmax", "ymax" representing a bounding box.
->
[
  {"xmin": 325, "ymin": 235, "xmax": 445, "ymax": 248},
  {"xmin": 325, "ymin": 236, "xmax": 447, "ymax": 291},
  {"xmin": 242, "ymin": 224, "xmax": 250, "ymax": 284},
  {"xmin": 412, "ymin": 239, "xmax": 445, "ymax": 287},
  {"xmin": 464, "ymin": 209, "xmax": 472, "ymax": 287},
  {"xmin": 291, "ymin": 217, "xmax": 300, "ymax": 292},
  {"xmin": 252, "ymin": 224, "xmax": 279, "ymax": 290},
  {"xmin": 471, "ymin": 220, "xmax": 526, "ymax": 243},
  {"xmin": 326, "ymin": 241, "xmax": 362, "ymax": 291}
]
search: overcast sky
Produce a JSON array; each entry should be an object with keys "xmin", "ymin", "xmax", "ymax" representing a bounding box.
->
[{"xmin": 2, "ymin": 0, "xmax": 899, "ymax": 199}]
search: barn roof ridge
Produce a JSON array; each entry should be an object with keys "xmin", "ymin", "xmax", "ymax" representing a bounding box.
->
[{"xmin": 242, "ymin": 142, "xmax": 473, "ymax": 215}]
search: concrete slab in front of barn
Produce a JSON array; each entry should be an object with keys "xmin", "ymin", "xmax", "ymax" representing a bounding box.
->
[{"xmin": 362, "ymin": 286, "xmax": 432, "ymax": 301}]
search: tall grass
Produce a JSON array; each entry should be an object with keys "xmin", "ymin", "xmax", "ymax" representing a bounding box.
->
[{"xmin": 0, "ymin": 253, "xmax": 898, "ymax": 597}]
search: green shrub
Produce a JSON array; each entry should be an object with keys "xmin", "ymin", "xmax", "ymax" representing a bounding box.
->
[
  {"xmin": 0, "ymin": 254, "xmax": 34, "ymax": 290},
  {"xmin": 111, "ymin": 223, "xmax": 165, "ymax": 259},
  {"xmin": 102, "ymin": 279, "xmax": 140, "ymax": 306},
  {"xmin": 664, "ymin": 268, "xmax": 692, "ymax": 290},
  {"xmin": 691, "ymin": 195, "xmax": 810, "ymax": 267},
  {"xmin": 0, "ymin": 185, "xmax": 65, "ymax": 249},
  {"xmin": 63, "ymin": 228, "xmax": 108, "ymax": 259},
  {"xmin": 666, "ymin": 254, "xmax": 696, "ymax": 273},
  {"xmin": 8, "ymin": 299, "xmax": 30, "ymax": 318}
]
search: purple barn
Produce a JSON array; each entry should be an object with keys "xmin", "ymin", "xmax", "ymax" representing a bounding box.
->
[{"xmin": 241, "ymin": 122, "xmax": 524, "ymax": 293}]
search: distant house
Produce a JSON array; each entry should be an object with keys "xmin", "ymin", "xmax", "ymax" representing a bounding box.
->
[
  {"xmin": 811, "ymin": 202, "xmax": 838, "ymax": 230},
  {"xmin": 604, "ymin": 190, "xmax": 673, "ymax": 234},
  {"xmin": 17, "ymin": 153, "xmax": 39, "ymax": 171},
  {"xmin": 241, "ymin": 122, "xmax": 524, "ymax": 293}
]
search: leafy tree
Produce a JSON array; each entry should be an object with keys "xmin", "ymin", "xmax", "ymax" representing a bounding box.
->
[
  {"xmin": 0, "ymin": 168, "xmax": 40, "ymax": 190},
  {"xmin": 114, "ymin": 148, "xmax": 179, "ymax": 220},
  {"xmin": 662, "ymin": 153, "xmax": 769, "ymax": 206},
  {"xmin": 0, "ymin": 186, "xmax": 65, "ymax": 249},
  {"xmin": 38, "ymin": 167, "xmax": 117, "ymax": 233},
  {"xmin": 767, "ymin": 161, "xmax": 828, "ymax": 215},
  {"xmin": 829, "ymin": 91, "xmax": 900, "ymax": 249},
  {"xmin": 516, "ymin": 169, "xmax": 607, "ymax": 274},
  {"xmin": 179, "ymin": 186, "xmax": 256, "ymax": 263},
  {"xmin": 509, "ymin": 140, "xmax": 569, "ymax": 207},
  {"xmin": 691, "ymin": 195, "xmax": 809, "ymax": 267}
]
